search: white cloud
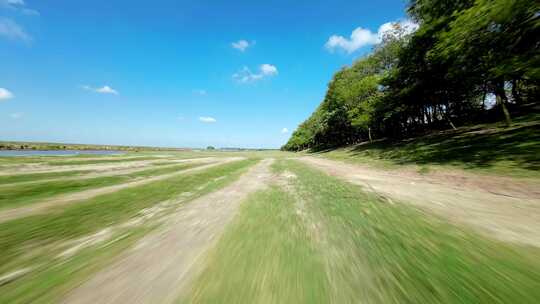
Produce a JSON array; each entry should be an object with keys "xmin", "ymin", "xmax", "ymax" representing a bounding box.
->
[
  {"xmin": 0, "ymin": 18, "xmax": 31, "ymax": 42},
  {"xmin": 96, "ymin": 85, "xmax": 119, "ymax": 95},
  {"xmin": 325, "ymin": 19, "xmax": 418, "ymax": 54},
  {"xmin": 377, "ymin": 19, "xmax": 418, "ymax": 40},
  {"xmin": 325, "ymin": 27, "xmax": 379, "ymax": 54},
  {"xmin": 281, "ymin": 127, "xmax": 289, "ymax": 134},
  {"xmin": 199, "ymin": 116, "xmax": 216, "ymax": 123},
  {"xmin": 233, "ymin": 64, "xmax": 278, "ymax": 83},
  {"xmin": 260, "ymin": 64, "xmax": 278, "ymax": 76},
  {"xmin": 82, "ymin": 85, "xmax": 119, "ymax": 95},
  {"xmin": 0, "ymin": 87, "xmax": 14, "ymax": 100},
  {"xmin": 231, "ymin": 39, "xmax": 254, "ymax": 52},
  {"xmin": 9, "ymin": 112, "xmax": 22, "ymax": 119}
]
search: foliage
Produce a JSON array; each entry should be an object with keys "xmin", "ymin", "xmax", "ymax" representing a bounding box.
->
[{"xmin": 283, "ymin": 0, "xmax": 540, "ymax": 151}]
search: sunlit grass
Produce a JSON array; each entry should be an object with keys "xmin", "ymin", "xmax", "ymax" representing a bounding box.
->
[
  {"xmin": 0, "ymin": 162, "xmax": 205, "ymax": 210},
  {"xmin": 185, "ymin": 159, "xmax": 540, "ymax": 303},
  {"xmin": 184, "ymin": 187, "xmax": 330, "ymax": 304}
]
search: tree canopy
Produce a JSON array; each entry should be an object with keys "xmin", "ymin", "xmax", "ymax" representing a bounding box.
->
[{"xmin": 283, "ymin": 0, "xmax": 539, "ymax": 151}]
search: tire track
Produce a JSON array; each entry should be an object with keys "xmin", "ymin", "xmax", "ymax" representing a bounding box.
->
[
  {"xmin": 0, "ymin": 158, "xmax": 243, "ymax": 224},
  {"xmin": 62, "ymin": 159, "xmax": 274, "ymax": 304}
]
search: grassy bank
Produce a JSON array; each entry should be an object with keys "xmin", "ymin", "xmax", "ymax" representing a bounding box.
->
[
  {"xmin": 311, "ymin": 115, "xmax": 540, "ymax": 178},
  {"xmin": 184, "ymin": 159, "xmax": 540, "ymax": 303}
]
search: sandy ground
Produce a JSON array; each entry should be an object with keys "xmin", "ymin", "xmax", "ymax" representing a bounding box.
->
[
  {"xmin": 0, "ymin": 157, "xmax": 242, "ymax": 224},
  {"xmin": 299, "ymin": 156, "xmax": 540, "ymax": 247},
  {"xmin": 62, "ymin": 159, "xmax": 275, "ymax": 304},
  {"xmin": 0, "ymin": 157, "xmax": 217, "ymax": 187},
  {"xmin": 0, "ymin": 158, "xmax": 178, "ymax": 176}
]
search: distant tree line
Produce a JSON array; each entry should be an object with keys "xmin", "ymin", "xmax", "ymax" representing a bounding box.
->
[{"xmin": 283, "ymin": 0, "xmax": 539, "ymax": 151}]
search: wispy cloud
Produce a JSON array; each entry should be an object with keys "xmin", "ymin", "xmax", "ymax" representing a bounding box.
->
[
  {"xmin": 281, "ymin": 127, "xmax": 289, "ymax": 134},
  {"xmin": 0, "ymin": 18, "xmax": 31, "ymax": 42},
  {"xmin": 0, "ymin": 87, "xmax": 14, "ymax": 100},
  {"xmin": 2, "ymin": 0, "xmax": 24, "ymax": 6},
  {"xmin": 81, "ymin": 85, "xmax": 119, "ymax": 95},
  {"xmin": 233, "ymin": 64, "xmax": 278, "ymax": 83},
  {"xmin": 199, "ymin": 116, "xmax": 216, "ymax": 123},
  {"xmin": 325, "ymin": 19, "xmax": 418, "ymax": 54},
  {"xmin": 231, "ymin": 39, "xmax": 254, "ymax": 52},
  {"xmin": 0, "ymin": 0, "xmax": 40, "ymax": 16}
]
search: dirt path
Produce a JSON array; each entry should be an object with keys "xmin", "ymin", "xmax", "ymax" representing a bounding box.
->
[
  {"xmin": 62, "ymin": 158, "xmax": 274, "ymax": 304},
  {"xmin": 0, "ymin": 158, "xmax": 242, "ymax": 224},
  {"xmin": 299, "ymin": 156, "xmax": 540, "ymax": 247}
]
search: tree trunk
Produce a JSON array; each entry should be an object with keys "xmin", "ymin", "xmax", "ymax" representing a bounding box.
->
[
  {"xmin": 448, "ymin": 117, "xmax": 457, "ymax": 130},
  {"xmin": 495, "ymin": 80, "xmax": 512, "ymax": 126},
  {"xmin": 368, "ymin": 127, "xmax": 373, "ymax": 143},
  {"xmin": 443, "ymin": 103, "xmax": 457, "ymax": 130},
  {"xmin": 511, "ymin": 79, "xmax": 523, "ymax": 105}
]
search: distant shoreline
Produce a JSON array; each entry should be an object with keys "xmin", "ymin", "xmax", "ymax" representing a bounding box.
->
[
  {"xmin": 0, "ymin": 141, "xmax": 188, "ymax": 152},
  {"xmin": 0, "ymin": 141, "xmax": 278, "ymax": 152}
]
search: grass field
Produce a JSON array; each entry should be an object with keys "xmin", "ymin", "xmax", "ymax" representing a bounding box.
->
[
  {"xmin": 0, "ymin": 162, "xmax": 207, "ymax": 210},
  {"xmin": 0, "ymin": 170, "xmax": 91, "ymax": 185},
  {"xmin": 184, "ymin": 159, "xmax": 540, "ymax": 303},
  {"xmin": 0, "ymin": 156, "xmax": 257, "ymax": 303},
  {"xmin": 0, "ymin": 144, "xmax": 538, "ymax": 303}
]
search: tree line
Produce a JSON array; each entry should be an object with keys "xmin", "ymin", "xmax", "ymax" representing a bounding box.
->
[{"xmin": 283, "ymin": 0, "xmax": 539, "ymax": 151}]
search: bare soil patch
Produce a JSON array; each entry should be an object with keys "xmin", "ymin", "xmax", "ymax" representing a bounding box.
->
[
  {"xmin": 0, "ymin": 158, "xmax": 242, "ymax": 224},
  {"xmin": 299, "ymin": 156, "xmax": 540, "ymax": 247},
  {"xmin": 0, "ymin": 157, "xmax": 217, "ymax": 187},
  {"xmin": 0, "ymin": 158, "xmax": 175, "ymax": 176}
]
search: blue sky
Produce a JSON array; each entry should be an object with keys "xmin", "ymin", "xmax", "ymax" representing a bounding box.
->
[{"xmin": 0, "ymin": 0, "xmax": 410, "ymax": 148}]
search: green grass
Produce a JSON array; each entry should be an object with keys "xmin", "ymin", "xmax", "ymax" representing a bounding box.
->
[
  {"xmin": 185, "ymin": 159, "xmax": 540, "ymax": 304},
  {"xmin": 314, "ymin": 117, "xmax": 540, "ymax": 178},
  {"xmin": 0, "ymin": 159, "xmax": 257, "ymax": 274},
  {"xmin": 0, "ymin": 170, "xmax": 91, "ymax": 185},
  {"xmin": 184, "ymin": 187, "xmax": 330, "ymax": 304},
  {"xmin": 0, "ymin": 157, "xmax": 49, "ymax": 165},
  {"xmin": 0, "ymin": 162, "xmax": 205, "ymax": 210},
  {"xmin": 0, "ymin": 226, "xmax": 151, "ymax": 304}
]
